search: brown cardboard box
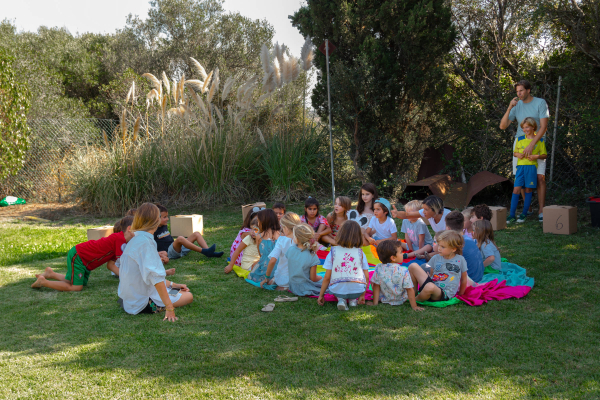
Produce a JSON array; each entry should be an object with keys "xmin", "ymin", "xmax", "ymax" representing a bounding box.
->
[
  {"xmin": 170, "ymin": 215, "xmax": 204, "ymax": 237},
  {"xmin": 87, "ymin": 226, "xmax": 114, "ymax": 241},
  {"xmin": 241, "ymin": 202, "xmax": 266, "ymax": 222},
  {"xmin": 489, "ymin": 207, "xmax": 507, "ymax": 231},
  {"xmin": 543, "ymin": 206, "xmax": 577, "ymax": 235}
]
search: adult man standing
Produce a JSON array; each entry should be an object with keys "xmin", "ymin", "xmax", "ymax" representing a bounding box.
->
[{"xmin": 500, "ymin": 80, "xmax": 549, "ymax": 222}]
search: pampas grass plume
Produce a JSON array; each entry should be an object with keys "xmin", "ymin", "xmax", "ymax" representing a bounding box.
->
[
  {"xmin": 133, "ymin": 117, "xmax": 141, "ymax": 141},
  {"xmin": 162, "ymin": 72, "xmax": 170, "ymax": 96},
  {"xmin": 300, "ymin": 37, "xmax": 314, "ymax": 71},
  {"xmin": 202, "ymin": 70, "xmax": 213, "ymax": 94},
  {"xmin": 190, "ymin": 57, "xmax": 208, "ymax": 80},
  {"xmin": 261, "ymin": 44, "xmax": 272, "ymax": 75},
  {"xmin": 142, "ymin": 73, "xmax": 161, "ymax": 90}
]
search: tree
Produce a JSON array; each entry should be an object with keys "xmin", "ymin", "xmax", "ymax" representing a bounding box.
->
[
  {"xmin": 291, "ymin": 0, "xmax": 456, "ymax": 186},
  {"xmin": 0, "ymin": 48, "xmax": 30, "ymax": 179}
]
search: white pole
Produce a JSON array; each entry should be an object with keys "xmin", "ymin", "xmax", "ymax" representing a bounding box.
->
[
  {"xmin": 550, "ymin": 76, "xmax": 562, "ymax": 183},
  {"xmin": 326, "ymin": 39, "xmax": 335, "ymax": 205}
]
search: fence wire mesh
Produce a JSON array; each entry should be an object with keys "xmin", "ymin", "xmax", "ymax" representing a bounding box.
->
[{"xmin": 0, "ymin": 119, "xmax": 118, "ymax": 202}]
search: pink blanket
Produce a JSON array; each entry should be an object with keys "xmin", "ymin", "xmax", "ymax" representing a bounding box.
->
[{"xmin": 456, "ymin": 279, "xmax": 531, "ymax": 306}]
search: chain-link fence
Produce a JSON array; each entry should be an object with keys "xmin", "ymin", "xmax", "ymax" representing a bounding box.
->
[{"xmin": 0, "ymin": 119, "xmax": 118, "ymax": 202}]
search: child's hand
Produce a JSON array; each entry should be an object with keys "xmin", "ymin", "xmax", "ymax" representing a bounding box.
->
[
  {"xmin": 367, "ymin": 237, "xmax": 376, "ymax": 245},
  {"xmin": 366, "ymin": 301, "xmax": 376, "ymax": 306},
  {"xmin": 317, "ymin": 295, "xmax": 325, "ymax": 306},
  {"xmin": 224, "ymin": 264, "xmax": 233, "ymax": 274},
  {"xmin": 391, "ymin": 205, "xmax": 404, "ymax": 219},
  {"xmin": 412, "ymin": 305, "xmax": 424, "ymax": 312},
  {"xmin": 357, "ymin": 294, "xmax": 366, "ymax": 304},
  {"xmin": 164, "ymin": 309, "xmax": 178, "ymax": 322},
  {"xmin": 527, "ymin": 154, "xmax": 538, "ymax": 161},
  {"xmin": 260, "ymin": 278, "xmax": 267, "ymax": 288},
  {"xmin": 175, "ymin": 283, "xmax": 189, "ymax": 292}
]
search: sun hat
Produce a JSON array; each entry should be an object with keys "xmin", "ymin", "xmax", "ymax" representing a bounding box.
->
[{"xmin": 374, "ymin": 198, "xmax": 391, "ymax": 212}]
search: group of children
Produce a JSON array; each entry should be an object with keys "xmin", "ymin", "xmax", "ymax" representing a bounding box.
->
[
  {"xmin": 225, "ymin": 184, "xmax": 503, "ymax": 312},
  {"xmin": 31, "ymin": 182, "xmax": 504, "ymax": 317}
]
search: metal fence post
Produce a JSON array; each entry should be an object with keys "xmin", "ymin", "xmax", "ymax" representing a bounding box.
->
[{"xmin": 550, "ymin": 76, "xmax": 562, "ymax": 184}]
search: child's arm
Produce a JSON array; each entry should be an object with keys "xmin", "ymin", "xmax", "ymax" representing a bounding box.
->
[
  {"xmin": 357, "ymin": 268, "xmax": 370, "ymax": 304},
  {"xmin": 364, "ymin": 228, "xmax": 376, "ymax": 245},
  {"xmin": 317, "ymin": 270, "xmax": 332, "ymax": 305},
  {"xmin": 107, "ymin": 260, "xmax": 119, "ymax": 276},
  {"xmin": 406, "ymin": 288, "xmax": 424, "ymax": 311},
  {"xmin": 483, "ymin": 255, "xmax": 495, "ymax": 267},
  {"xmin": 309, "ymin": 265, "xmax": 322, "ymax": 282},
  {"xmin": 514, "ymin": 151, "xmax": 524, "ymax": 159},
  {"xmin": 315, "ymin": 223, "xmax": 332, "ymax": 241},
  {"xmin": 369, "ymin": 284, "xmax": 380, "ymax": 305},
  {"xmin": 260, "ymin": 257, "xmax": 278, "ymax": 287},
  {"xmin": 458, "ymin": 271, "xmax": 468, "ymax": 296},
  {"xmin": 154, "ymin": 282, "xmax": 177, "ymax": 322},
  {"xmin": 391, "ymin": 205, "xmax": 421, "ymax": 220},
  {"xmin": 225, "ymin": 242, "xmax": 247, "ymax": 273},
  {"xmin": 418, "ymin": 234, "xmax": 425, "ymax": 251}
]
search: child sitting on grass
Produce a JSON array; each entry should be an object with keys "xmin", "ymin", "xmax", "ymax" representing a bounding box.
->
[
  {"xmin": 462, "ymin": 209, "xmax": 474, "ymax": 239},
  {"xmin": 400, "ymin": 200, "xmax": 434, "ymax": 259},
  {"xmin": 118, "ymin": 203, "xmax": 193, "ymax": 320},
  {"xmin": 469, "ymin": 204, "xmax": 492, "ymax": 224},
  {"xmin": 368, "ymin": 240, "xmax": 423, "ymax": 310},
  {"xmin": 261, "ymin": 212, "xmax": 302, "ymax": 290},
  {"xmin": 323, "ymin": 196, "xmax": 351, "ymax": 246},
  {"xmin": 445, "ymin": 211, "xmax": 484, "ymax": 283},
  {"xmin": 365, "ymin": 198, "xmax": 397, "ymax": 246},
  {"xmin": 408, "ymin": 230, "xmax": 468, "ymax": 302},
  {"xmin": 300, "ymin": 197, "xmax": 332, "ymax": 246},
  {"xmin": 318, "ymin": 220, "xmax": 370, "ymax": 311},
  {"xmin": 154, "ymin": 204, "xmax": 223, "ymax": 260},
  {"xmin": 473, "ymin": 220, "xmax": 502, "ymax": 271},
  {"xmin": 31, "ymin": 216, "xmax": 135, "ymax": 291},
  {"xmin": 229, "ymin": 207, "xmax": 262, "ymax": 266},
  {"xmin": 508, "ymin": 117, "xmax": 547, "ymax": 223},
  {"xmin": 225, "ymin": 216, "xmax": 260, "ymax": 274},
  {"xmin": 246, "ymin": 210, "xmax": 281, "ymax": 284},
  {"xmin": 286, "ymin": 223, "xmax": 323, "ymax": 296},
  {"xmin": 272, "ymin": 202, "xmax": 285, "ymax": 221}
]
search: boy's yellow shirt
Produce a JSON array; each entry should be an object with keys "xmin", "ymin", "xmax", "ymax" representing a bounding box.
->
[{"xmin": 514, "ymin": 135, "xmax": 547, "ymax": 167}]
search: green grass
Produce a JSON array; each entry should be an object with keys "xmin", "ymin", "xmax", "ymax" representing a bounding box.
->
[{"xmin": 1, "ymin": 205, "xmax": 599, "ymax": 399}]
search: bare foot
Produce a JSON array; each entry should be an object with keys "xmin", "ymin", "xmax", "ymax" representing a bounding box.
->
[
  {"xmin": 224, "ymin": 265, "xmax": 233, "ymax": 274},
  {"xmin": 166, "ymin": 268, "xmax": 176, "ymax": 276},
  {"xmin": 31, "ymin": 276, "xmax": 47, "ymax": 288},
  {"xmin": 41, "ymin": 267, "xmax": 55, "ymax": 278}
]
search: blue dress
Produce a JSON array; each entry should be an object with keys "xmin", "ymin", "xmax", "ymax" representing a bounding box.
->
[
  {"xmin": 246, "ymin": 238, "xmax": 278, "ymax": 284},
  {"xmin": 287, "ymin": 246, "xmax": 323, "ymax": 296}
]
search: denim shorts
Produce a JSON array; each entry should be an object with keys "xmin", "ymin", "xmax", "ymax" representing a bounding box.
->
[
  {"xmin": 331, "ymin": 292, "xmax": 363, "ymax": 300},
  {"xmin": 167, "ymin": 243, "xmax": 191, "ymax": 259}
]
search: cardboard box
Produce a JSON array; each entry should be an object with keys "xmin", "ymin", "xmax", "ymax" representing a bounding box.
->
[
  {"xmin": 543, "ymin": 206, "xmax": 577, "ymax": 235},
  {"xmin": 87, "ymin": 226, "xmax": 114, "ymax": 241},
  {"xmin": 241, "ymin": 202, "xmax": 266, "ymax": 222},
  {"xmin": 170, "ymin": 215, "xmax": 204, "ymax": 237},
  {"xmin": 489, "ymin": 207, "xmax": 507, "ymax": 231}
]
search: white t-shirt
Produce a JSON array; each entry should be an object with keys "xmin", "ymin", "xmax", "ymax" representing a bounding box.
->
[
  {"xmin": 268, "ymin": 236, "xmax": 294, "ymax": 287},
  {"xmin": 323, "ymin": 251, "xmax": 369, "ymax": 295},
  {"xmin": 367, "ymin": 216, "xmax": 397, "ymax": 239},
  {"xmin": 118, "ymin": 231, "xmax": 181, "ymax": 315},
  {"xmin": 419, "ymin": 208, "xmax": 452, "ymax": 233}
]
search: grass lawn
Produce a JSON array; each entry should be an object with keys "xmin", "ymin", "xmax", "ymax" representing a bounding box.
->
[{"xmin": 1, "ymin": 204, "xmax": 599, "ymax": 399}]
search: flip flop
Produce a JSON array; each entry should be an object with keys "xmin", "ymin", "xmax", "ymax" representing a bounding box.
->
[
  {"xmin": 274, "ymin": 295, "xmax": 298, "ymax": 302},
  {"xmin": 261, "ymin": 303, "xmax": 275, "ymax": 312}
]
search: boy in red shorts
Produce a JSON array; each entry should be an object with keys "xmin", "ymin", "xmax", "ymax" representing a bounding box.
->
[{"xmin": 31, "ymin": 217, "xmax": 135, "ymax": 291}]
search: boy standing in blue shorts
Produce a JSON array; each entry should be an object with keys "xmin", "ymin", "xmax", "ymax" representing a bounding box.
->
[{"xmin": 508, "ymin": 117, "xmax": 547, "ymax": 223}]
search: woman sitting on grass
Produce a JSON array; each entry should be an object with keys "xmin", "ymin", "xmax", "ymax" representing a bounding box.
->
[{"xmin": 118, "ymin": 203, "xmax": 193, "ymax": 321}]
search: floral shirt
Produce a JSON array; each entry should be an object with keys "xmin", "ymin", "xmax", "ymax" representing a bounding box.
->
[
  {"xmin": 230, "ymin": 228, "xmax": 251, "ymax": 266},
  {"xmin": 300, "ymin": 215, "xmax": 329, "ymax": 232},
  {"xmin": 370, "ymin": 263, "xmax": 414, "ymax": 305}
]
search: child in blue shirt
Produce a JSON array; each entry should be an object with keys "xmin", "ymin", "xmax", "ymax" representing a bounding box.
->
[{"xmin": 400, "ymin": 200, "xmax": 434, "ymax": 259}]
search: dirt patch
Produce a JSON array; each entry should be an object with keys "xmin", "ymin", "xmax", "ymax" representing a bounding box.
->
[{"xmin": 0, "ymin": 202, "xmax": 83, "ymax": 222}]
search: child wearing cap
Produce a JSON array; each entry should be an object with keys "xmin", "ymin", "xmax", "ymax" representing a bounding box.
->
[{"xmin": 364, "ymin": 198, "xmax": 398, "ymax": 246}]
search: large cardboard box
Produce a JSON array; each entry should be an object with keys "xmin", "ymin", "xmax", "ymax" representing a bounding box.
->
[
  {"xmin": 543, "ymin": 206, "xmax": 577, "ymax": 235},
  {"xmin": 241, "ymin": 202, "xmax": 266, "ymax": 222},
  {"xmin": 87, "ymin": 226, "xmax": 114, "ymax": 241},
  {"xmin": 489, "ymin": 207, "xmax": 507, "ymax": 231},
  {"xmin": 170, "ymin": 215, "xmax": 204, "ymax": 237}
]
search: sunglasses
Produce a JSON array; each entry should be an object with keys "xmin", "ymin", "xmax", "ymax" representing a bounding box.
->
[{"xmin": 252, "ymin": 206, "xmax": 266, "ymax": 213}]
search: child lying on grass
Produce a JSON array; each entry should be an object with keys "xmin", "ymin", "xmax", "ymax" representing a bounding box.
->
[{"xmin": 31, "ymin": 216, "xmax": 134, "ymax": 291}]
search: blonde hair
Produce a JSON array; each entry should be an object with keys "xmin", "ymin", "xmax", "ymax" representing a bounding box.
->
[
  {"xmin": 436, "ymin": 230, "xmax": 464, "ymax": 256},
  {"xmin": 132, "ymin": 203, "xmax": 160, "ymax": 232},
  {"xmin": 462, "ymin": 208, "xmax": 472, "ymax": 218},
  {"xmin": 473, "ymin": 220, "xmax": 495, "ymax": 249},
  {"xmin": 520, "ymin": 117, "xmax": 538, "ymax": 132},
  {"xmin": 405, "ymin": 200, "xmax": 423, "ymax": 212},
  {"xmin": 293, "ymin": 223, "xmax": 319, "ymax": 253},
  {"xmin": 327, "ymin": 196, "xmax": 351, "ymax": 226},
  {"xmin": 280, "ymin": 212, "xmax": 301, "ymax": 232}
]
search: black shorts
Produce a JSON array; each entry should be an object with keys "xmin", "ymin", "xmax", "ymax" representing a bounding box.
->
[
  {"xmin": 418, "ymin": 277, "xmax": 449, "ymax": 302},
  {"xmin": 118, "ymin": 297, "xmax": 164, "ymax": 314}
]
